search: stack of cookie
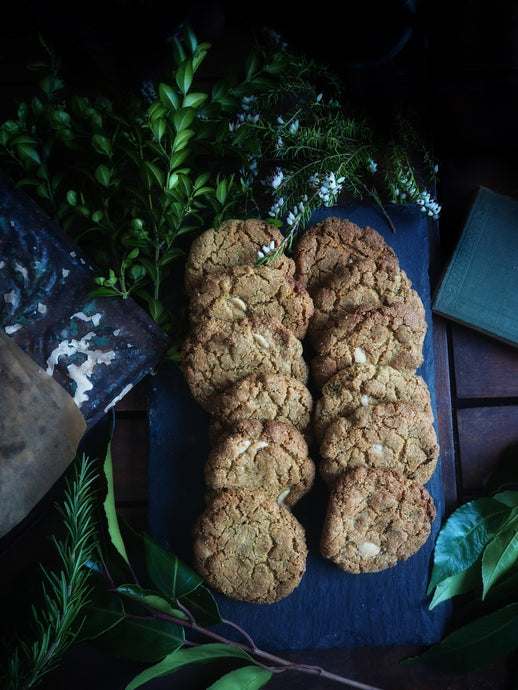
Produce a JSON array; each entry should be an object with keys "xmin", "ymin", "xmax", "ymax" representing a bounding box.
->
[
  {"xmin": 293, "ymin": 216, "xmax": 439, "ymax": 574},
  {"xmin": 181, "ymin": 218, "xmax": 316, "ymax": 603}
]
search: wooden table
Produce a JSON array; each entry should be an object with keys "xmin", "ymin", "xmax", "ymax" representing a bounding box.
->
[{"xmin": 1, "ymin": 1, "xmax": 518, "ymax": 688}]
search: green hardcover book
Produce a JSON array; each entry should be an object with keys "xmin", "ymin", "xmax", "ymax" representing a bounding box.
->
[{"xmin": 432, "ymin": 186, "xmax": 518, "ymax": 348}]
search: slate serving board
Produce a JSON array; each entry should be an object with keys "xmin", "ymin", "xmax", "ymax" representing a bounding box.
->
[{"xmin": 147, "ymin": 203, "xmax": 451, "ymax": 650}]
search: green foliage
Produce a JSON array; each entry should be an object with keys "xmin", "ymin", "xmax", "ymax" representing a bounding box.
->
[
  {"xmin": 1, "ymin": 455, "xmax": 99, "ymax": 689},
  {"xmin": 411, "ymin": 444, "xmax": 518, "ymax": 673},
  {"xmin": 0, "ymin": 26, "xmax": 440, "ymax": 361},
  {"xmin": 225, "ymin": 30, "xmax": 440, "ymax": 254}
]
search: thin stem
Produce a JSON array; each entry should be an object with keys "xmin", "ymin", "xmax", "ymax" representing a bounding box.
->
[{"xmin": 134, "ymin": 600, "xmax": 384, "ymax": 690}]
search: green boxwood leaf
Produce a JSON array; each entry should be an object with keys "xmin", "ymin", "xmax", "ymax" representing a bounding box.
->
[
  {"xmin": 182, "ymin": 92, "xmax": 208, "ymax": 109},
  {"xmin": 91, "ymin": 133, "xmax": 112, "ymax": 156},
  {"xmin": 208, "ymin": 665, "xmax": 273, "ymax": 690},
  {"xmin": 17, "ymin": 142, "xmax": 41, "ymax": 165},
  {"xmin": 173, "ymin": 107, "xmax": 196, "ymax": 132},
  {"xmin": 411, "ymin": 603, "xmax": 518, "ymax": 673},
  {"xmin": 482, "ymin": 512, "xmax": 518, "ymax": 597},
  {"xmin": 428, "ymin": 497, "xmax": 513, "ymax": 594},
  {"xmin": 175, "ymin": 61, "xmax": 194, "ymax": 95},
  {"xmin": 158, "ymin": 83, "xmax": 180, "ymax": 111},
  {"xmin": 125, "ymin": 643, "xmax": 256, "ymax": 690}
]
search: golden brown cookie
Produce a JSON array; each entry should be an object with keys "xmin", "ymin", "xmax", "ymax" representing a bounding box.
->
[
  {"xmin": 311, "ymin": 303, "xmax": 427, "ymax": 388},
  {"xmin": 312, "ymin": 363, "xmax": 432, "ymax": 443},
  {"xmin": 308, "ymin": 258, "xmax": 424, "ymax": 346},
  {"xmin": 318, "ymin": 401, "xmax": 439, "ymax": 487},
  {"xmin": 184, "ymin": 218, "xmax": 294, "ymax": 296},
  {"xmin": 293, "ymin": 216, "xmax": 398, "ymax": 295},
  {"xmin": 192, "ymin": 489, "xmax": 308, "ymax": 603},
  {"xmin": 208, "ymin": 372, "xmax": 314, "ymax": 444},
  {"xmin": 189, "ymin": 264, "xmax": 314, "ymax": 340},
  {"xmin": 204, "ymin": 419, "xmax": 315, "ymax": 507},
  {"xmin": 182, "ymin": 316, "xmax": 308, "ymax": 410},
  {"xmin": 320, "ymin": 467, "xmax": 436, "ymax": 574}
]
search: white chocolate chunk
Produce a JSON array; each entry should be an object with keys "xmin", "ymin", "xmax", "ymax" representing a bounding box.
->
[
  {"xmin": 236, "ymin": 439, "xmax": 252, "ymax": 455},
  {"xmin": 361, "ymin": 394, "xmax": 369, "ymax": 406},
  {"xmin": 277, "ymin": 489, "xmax": 290, "ymax": 506},
  {"xmin": 227, "ymin": 296, "xmax": 247, "ymax": 313},
  {"xmin": 354, "ymin": 347, "xmax": 367, "ymax": 364},
  {"xmin": 372, "ymin": 444, "xmax": 384, "ymax": 453},
  {"xmin": 249, "ymin": 440, "xmax": 269, "ymax": 453},
  {"xmin": 358, "ymin": 541, "xmax": 381, "ymax": 559},
  {"xmin": 253, "ymin": 333, "xmax": 270, "ymax": 351}
]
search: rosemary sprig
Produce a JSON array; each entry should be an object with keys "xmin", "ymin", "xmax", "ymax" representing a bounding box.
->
[{"xmin": 2, "ymin": 454, "xmax": 99, "ymax": 690}]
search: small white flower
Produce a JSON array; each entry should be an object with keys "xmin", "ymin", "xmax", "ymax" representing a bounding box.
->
[
  {"xmin": 316, "ymin": 93, "xmax": 323, "ymax": 102},
  {"xmin": 277, "ymin": 116, "xmax": 284, "ymax": 126},
  {"xmin": 257, "ymin": 240, "xmax": 276, "ymax": 259},
  {"xmin": 289, "ymin": 119, "xmax": 299, "ymax": 134},
  {"xmin": 367, "ymin": 158, "xmax": 377, "ymax": 174}
]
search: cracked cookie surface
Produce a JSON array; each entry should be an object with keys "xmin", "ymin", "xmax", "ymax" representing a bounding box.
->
[
  {"xmin": 185, "ymin": 218, "xmax": 294, "ymax": 296},
  {"xmin": 189, "ymin": 264, "xmax": 314, "ymax": 340},
  {"xmin": 312, "ymin": 363, "xmax": 432, "ymax": 443},
  {"xmin": 311, "ymin": 303, "xmax": 427, "ymax": 388},
  {"xmin": 193, "ymin": 488, "xmax": 308, "ymax": 603},
  {"xmin": 320, "ymin": 466, "xmax": 436, "ymax": 573},
  {"xmin": 293, "ymin": 216, "xmax": 398, "ymax": 295},
  {"xmin": 319, "ymin": 401, "xmax": 439, "ymax": 487},
  {"xmin": 308, "ymin": 258, "xmax": 424, "ymax": 346},
  {"xmin": 182, "ymin": 316, "xmax": 308, "ymax": 410},
  {"xmin": 208, "ymin": 372, "xmax": 314, "ymax": 444},
  {"xmin": 204, "ymin": 419, "xmax": 315, "ymax": 507}
]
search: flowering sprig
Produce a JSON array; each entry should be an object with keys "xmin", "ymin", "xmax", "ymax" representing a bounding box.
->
[{"xmin": 226, "ymin": 30, "xmax": 440, "ymax": 253}]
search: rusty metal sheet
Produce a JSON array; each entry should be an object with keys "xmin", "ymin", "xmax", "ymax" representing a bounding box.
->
[{"xmin": 0, "ymin": 172, "xmax": 168, "ymax": 429}]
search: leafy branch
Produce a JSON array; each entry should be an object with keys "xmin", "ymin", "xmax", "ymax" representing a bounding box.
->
[
  {"xmin": 408, "ymin": 443, "xmax": 518, "ymax": 674},
  {"xmin": 77, "ymin": 439, "xmax": 382, "ymax": 690},
  {"xmin": 1, "ymin": 454, "xmax": 99, "ymax": 689}
]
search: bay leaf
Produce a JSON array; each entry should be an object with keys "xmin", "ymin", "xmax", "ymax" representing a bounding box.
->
[
  {"xmin": 428, "ymin": 497, "xmax": 513, "ymax": 594},
  {"xmin": 208, "ymin": 665, "xmax": 273, "ymax": 690},
  {"xmin": 413, "ymin": 603, "xmax": 518, "ymax": 673},
  {"xmin": 482, "ymin": 512, "xmax": 518, "ymax": 597}
]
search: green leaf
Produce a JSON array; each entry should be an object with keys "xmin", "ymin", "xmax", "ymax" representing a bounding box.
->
[
  {"xmin": 172, "ymin": 128, "xmax": 195, "ymax": 151},
  {"xmin": 79, "ymin": 584, "xmax": 125, "ymax": 642},
  {"xmin": 125, "ymin": 643, "xmax": 256, "ymax": 690},
  {"xmin": 116, "ymin": 584, "xmax": 187, "ymax": 619},
  {"xmin": 142, "ymin": 532, "xmax": 203, "ymax": 599},
  {"xmin": 175, "ymin": 60, "xmax": 194, "ymax": 95},
  {"xmin": 179, "ymin": 584, "xmax": 222, "ymax": 627},
  {"xmin": 90, "ymin": 611, "xmax": 184, "ymax": 663},
  {"xmin": 158, "ymin": 83, "xmax": 180, "ymax": 111},
  {"xmin": 182, "ymin": 92, "xmax": 208, "ymax": 109},
  {"xmin": 91, "ymin": 133, "xmax": 112, "ymax": 156},
  {"xmin": 173, "ymin": 107, "xmax": 196, "ymax": 132},
  {"xmin": 143, "ymin": 160, "xmax": 165, "ymax": 189},
  {"xmin": 208, "ymin": 665, "xmax": 273, "ymax": 690},
  {"xmin": 103, "ymin": 441, "xmax": 130, "ymax": 567},
  {"xmin": 411, "ymin": 603, "xmax": 518, "ymax": 673},
  {"xmin": 493, "ymin": 490, "xmax": 518, "ymax": 508},
  {"xmin": 95, "ymin": 164, "xmax": 112, "ymax": 187},
  {"xmin": 481, "ymin": 511, "xmax": 518, "ymax": 597},
  {"xmin": 429, "ymin": 562, "xmax": 480, "ymax": 609},
  {"xmin": 428, "ymin": 497, "xmax": 513, "ymax": 594},
  {"xmin": 181, "ymin": 22, "xmax": 198, "ymax": 56},
  {"xmin": 17, "ymin": 143, "xmax": 41, "ymax": 165}
]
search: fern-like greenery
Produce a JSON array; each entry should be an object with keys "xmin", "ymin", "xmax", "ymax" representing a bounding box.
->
[{"xmin": 1, "ymin": 455, "xmax": 99, "ymax": 690}]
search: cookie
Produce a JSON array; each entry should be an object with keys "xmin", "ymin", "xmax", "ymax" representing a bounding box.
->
[
  {"xmin": 189, "ymin": 264, "xmax": 314, "ymax": 340},
  {"xmin": 318, "ymin": 401, "xmax": 439, "ymax": 487},
  {"xmin": 312, "ymin": 363, "xmax": 432, "ymax": 443},
  {"xmin": 320, "ymin": 466, "xmax": 436, "ymax": 573},
  {"xmin": 311, "ymin": 302, "xmax": 427, "ymax": 388},
  {"xmin": 185, "ymin": 218, "xmax": 294, "ymax": 296},
  {"xmin": 308, "ymin": 258, "xmax": 424, "ymax": 346},
  {"xmin": 182, "ymin": 316, "xmax": 308, "ymax": 410},
  {"xmin": 204, "ymin": 419, "xmax": 315, "ymax": 507},
  {"xmin": 193, "ymin": 488, "xmax": 308, "ymax": 603},
  {"xmin": 293, "ymin": 216, "xmax": 398, "ymax": 294},
  {"xmin": 208, "ymin": 372, "xmax": 314, "ymax": 444}
]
